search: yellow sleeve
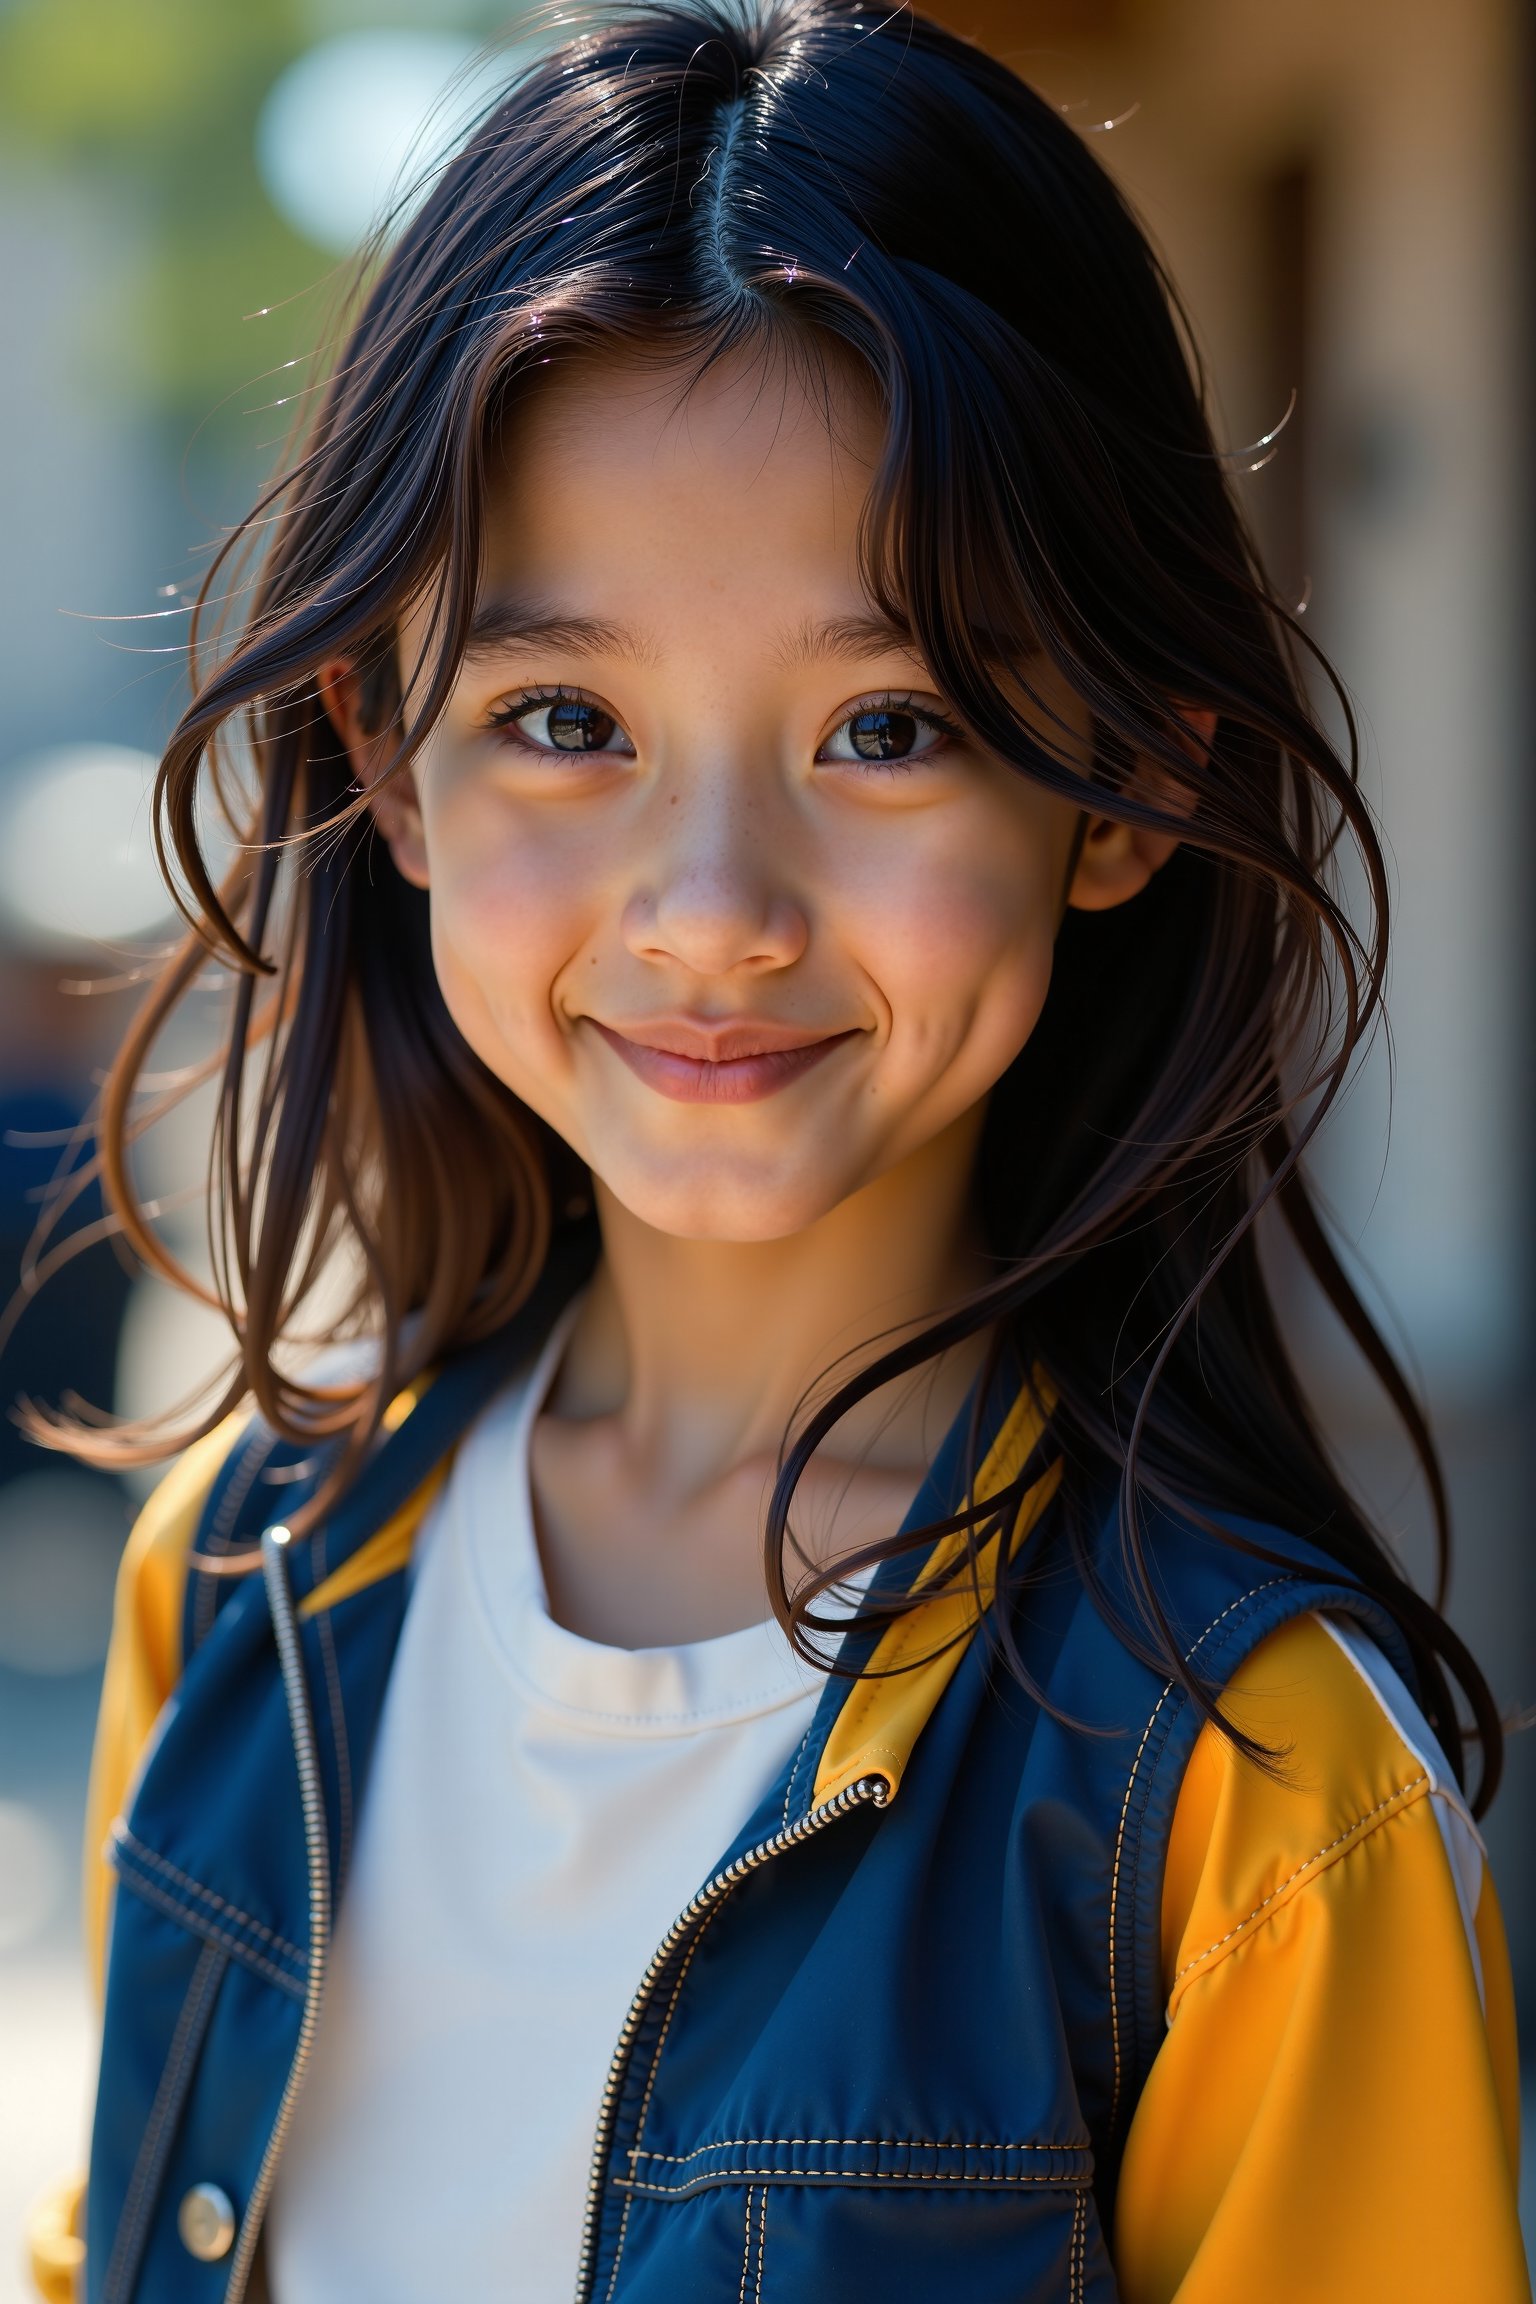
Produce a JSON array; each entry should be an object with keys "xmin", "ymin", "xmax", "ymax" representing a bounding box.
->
[
  {"xmin": 26, "ymin": 2180, "xmax": 87, "ymax": 2304},
  {"xmin": 1113, "ymin": 1612, "xmax": 1528, "ymax": 2304}
]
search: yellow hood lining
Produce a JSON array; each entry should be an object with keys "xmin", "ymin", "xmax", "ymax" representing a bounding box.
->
[{"xmin": 811, "ymin": 1386, "xmax": 1059, "ymax": 1808}]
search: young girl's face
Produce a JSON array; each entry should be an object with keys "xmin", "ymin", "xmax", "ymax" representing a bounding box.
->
[{"xmin": 370, "ymin": 346, "xmax": 1150, "ymax": 1244}]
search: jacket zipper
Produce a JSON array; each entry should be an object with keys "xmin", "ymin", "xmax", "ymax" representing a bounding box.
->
[
  {"xmin": 223, "ymin": 1527, "xmax": 334, "ymax": 2304},
  {"xmin": 572, "ymin": 1770, "xmax": 891, "ymax": 2304},
  {"xmin": 218, "ymin": 1528, "xmax": 886, "ymax": 2304}
]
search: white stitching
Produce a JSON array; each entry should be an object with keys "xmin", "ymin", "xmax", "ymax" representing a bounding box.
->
[
  {"xmin": 1171, "ymin": 1773, "xmax": 1428, "ymax": 1988},
  {"xmin": 1106, "ymin": 1576, "xmax": 1295, "ymax": 2134},
  {"xmin": 629, "ymin": 2135, "xmax": 1083, "ymax": 2165},
  {"xmin": 604, "ymin": 1909, "xmax": 729, "ymax": 2300},
  {"xmin": 1104, "ymin": 1702, "xmax": 1165, "ymax": 2137},
  {"xmin": 782, "ymin": 1718, "xmax": 817, "ymax": 1830},
  {"xmin": 752, "ymin": 2182, "xmax": 767, "ymax": 2304},
  {"xmin": 617, "ymin": 2167, "xmax": 1088, "ymax": 2192},
  {"xmin": 193, "ymin": 1425, "xmax": 278, "ymax": 1642},
  {"xmin": 737, "ymin": 2186, "xmax": 756, "ymax": 2304},
  {"xmin": 100, "ymin": 1941, "xmax": 226, "ymax": 2304},
  {"xmin": 314, "ymin": 1594, "xmax": 354, "ymax": 1886},
  {"xmin": 1070, "ymin": 2187, "xmax": 1086, "ymax": 2304},
  {"xmin": 113, "ymin": 1826, "xmax": 306, "ymax": 1964},
  {"xmin": 113, "ymin": 1865, "xmax": 306, "ymax": 1998}
]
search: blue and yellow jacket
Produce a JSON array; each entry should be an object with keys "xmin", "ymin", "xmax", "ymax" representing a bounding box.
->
[{"xmin": 30, "ymin": 1274, "xmax": 1527, "ymax": 2301}]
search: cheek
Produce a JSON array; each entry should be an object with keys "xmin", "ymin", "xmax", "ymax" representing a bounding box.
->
[
  {"xmin": 839, "ymin": 812, "xmax": 1063, "ymax": 1066},
  {"xmin": 415, "ymin": 770, "xmax": 593, "ymax": 1065}
]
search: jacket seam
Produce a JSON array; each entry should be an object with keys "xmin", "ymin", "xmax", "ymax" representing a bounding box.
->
[
  {"xmin": 1106, "ymin": 1575, "xmax": 1296, "ymax": 2138},
  {"xmin": 1168, "ymin": 1771, "xmax": 1430, "ymax": 2003},
  {"xmin": 618, "ymin": 2167, "xmax": 1092, "ymax": 2192},
  {"xmin": 310, "ymin": 1525, "xmax": 355, "ymax": 1890},
  {"xmin": 1105, "ymin": 1702, "xmax": 1166, "ymax": 2139},
  {"xmin": 113, "ymin": 1864, "xmax": 307, "ymax": 1999},
  {"xmin": 99, "ymin": 1940, "xmax": 227, "ymax": 2304},
  {"xmin": 629, "ymin": 2135, "xmax": 1085, "ymax": 2165},
  {"xmin": 604, "ymin": 1908, "xmax": 728, "ymax": 2300},
  {"xmin": 192, "ymin": 1423, "xmax": 277, "ymax": 1646},
  {"xmin": 112, "ymin": 1826, "xmax": 307, "ymax": 1966},
  {"xmin": 782, "ymin": 1717, "xmax": 817, "ymax": 1829},
  {"xmin": 737, "ymin": 2185, "xmax": 765, "ymax": 2304},
  {"xmin": 1070, "ymin": 2186, "xmax": 1086, "ymax": 2304}
]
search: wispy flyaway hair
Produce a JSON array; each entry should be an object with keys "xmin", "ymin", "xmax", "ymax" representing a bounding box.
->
[{"xmin": 37, "ymin": 2, "xmax": 1501, "ymax": 1808}]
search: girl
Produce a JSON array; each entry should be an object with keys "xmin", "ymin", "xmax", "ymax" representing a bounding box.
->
[{"xmin": 28, "ymin": 4, "xmax": 1526, "ymax": 2299}]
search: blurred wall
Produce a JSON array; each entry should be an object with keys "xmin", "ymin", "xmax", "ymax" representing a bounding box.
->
[{"xmin": 943, "ymin": 0, "xmax": 1528, "ymax": 1364}]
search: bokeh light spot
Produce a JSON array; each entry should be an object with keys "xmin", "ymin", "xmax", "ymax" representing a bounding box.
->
[
  {"xmin": 0, "ymin": 744, "xmax": 169, "ymax": 952},
  {"xmin": 0, "ymin": 1801, "xmax": 64, "ymax": 1954},
  {"xmin": 256, "ymin": 30, "xmax": 520, "ymax": 255}
]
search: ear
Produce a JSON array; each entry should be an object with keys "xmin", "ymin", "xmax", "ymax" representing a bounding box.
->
[
  {"xmin": 318, "ymin": 656, "xmax": 431, "ymax": 890},
  {"xmin": 1066, "ymin": 708, "xmax": 1217, "ymax": 914}
]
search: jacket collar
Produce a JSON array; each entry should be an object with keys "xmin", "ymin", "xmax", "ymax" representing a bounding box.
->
[
  {"xmin": 809, "ymin": 1378, "xmax": 1058, "ymax": 1807},
  {"xmin": 299, "ymin": 1278, "xmax": 1056, "ymax": 1812}
]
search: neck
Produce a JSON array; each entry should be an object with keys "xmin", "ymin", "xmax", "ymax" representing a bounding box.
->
[{"xmin": 554, "ymin": 1114, "xmax": 992, "ymax": 1496}]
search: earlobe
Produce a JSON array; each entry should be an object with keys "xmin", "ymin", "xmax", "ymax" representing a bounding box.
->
[
  {"xmin": 1065, "ymin": 707, "xmax": 1215, "ymax": 915},
  {"xmin": 317, "ymin": 656, "xmax": 431, "ymax": 890}
]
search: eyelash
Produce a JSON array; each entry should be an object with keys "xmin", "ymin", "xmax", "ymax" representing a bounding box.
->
[
  {"xmin": 481, "ymin": 686, "xmax": 966, "ymax": 765},
  {"xmin": 484, "ymin": 685, "xmax": 592, "ymax": 740}
]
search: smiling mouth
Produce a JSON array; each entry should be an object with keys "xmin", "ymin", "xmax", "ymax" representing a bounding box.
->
[{"xmin": 589, "ymin": 1019, "xmax": 860, "ymax": 1105}]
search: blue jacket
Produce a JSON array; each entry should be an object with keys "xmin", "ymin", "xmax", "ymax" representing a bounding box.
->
[{"xmin": 81, "ymin": 1272, "xmax": 1412, "ymax": 2303}]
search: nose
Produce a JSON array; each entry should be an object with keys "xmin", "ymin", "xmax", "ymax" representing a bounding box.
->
[{"xmin": 622, "ymin": 777, "xmax": 809, "ymax": 978}]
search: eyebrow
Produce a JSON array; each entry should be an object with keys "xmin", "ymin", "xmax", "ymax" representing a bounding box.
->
[
  {"xmin": 772, "ymin": 612, "xmax": 927, "ymax": 671},
  {"xmin": 461, "ymin": 597, "xmax": 654, "ymax": 667},
  {"xmin": 461, "ymin": 597, "xmax": 928, "ymax": 675}
]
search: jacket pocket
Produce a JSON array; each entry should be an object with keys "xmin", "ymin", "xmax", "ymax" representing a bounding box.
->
[{"xmin": 604, "ymin": 2136, "xmax": 1112, "ymax": 2304}]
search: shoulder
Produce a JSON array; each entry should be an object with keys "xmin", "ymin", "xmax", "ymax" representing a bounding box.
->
[
  {"xmin": 1162, "ymin": 1609, "xmax": 1489, "ymax": 2013},
  {"xmin": 1117, "ymin": 1611, "xmax": 1525, "ymax": 2299},
  {"xmin": 109, "ymin": 1336, "xmax": 391, "ymax": 1655}
]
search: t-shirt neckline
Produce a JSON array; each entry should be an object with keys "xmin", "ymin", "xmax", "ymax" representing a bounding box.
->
[{"xmin": 453, "ymin": 1294, "xmax": 839, "ymax": 1736}]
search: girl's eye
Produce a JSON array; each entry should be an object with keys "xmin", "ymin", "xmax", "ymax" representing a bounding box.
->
[
  {"xmin": 818, "ymin": 701, "xmax": 957, "ymax": 768},
  {"xmin": 490, "ymin": 691, "xmax": 635, "ymax": 757}
]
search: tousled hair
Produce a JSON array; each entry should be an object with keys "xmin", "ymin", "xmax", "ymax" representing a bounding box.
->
[{"xmin": 31, "ymin": 0, "xmax": 1501, "ymax": 1808}]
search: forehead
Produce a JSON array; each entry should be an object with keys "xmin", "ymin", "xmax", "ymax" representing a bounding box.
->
[
  {"xmin": 477, "ymin": 340, "xmax": 887, "ymax": 615},
  {"xmin": 493, "ymin": 334, "xmax": 883, "ymax": 485}
]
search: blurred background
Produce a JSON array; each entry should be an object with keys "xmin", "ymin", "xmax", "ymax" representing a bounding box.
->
[{"xmin": 0, "ymin": 0, "xmax": 1530, "ymax": 2288}]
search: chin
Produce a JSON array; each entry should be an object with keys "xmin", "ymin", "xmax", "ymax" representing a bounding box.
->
[{"xmin": 595, "ymin": 1155, "xmax": 859, "ymax": 1245}]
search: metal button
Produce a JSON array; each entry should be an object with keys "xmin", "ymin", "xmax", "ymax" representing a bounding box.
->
[{"xmin": 178, "ymin": 2183, "xmax": 236, "ymax": 2262}]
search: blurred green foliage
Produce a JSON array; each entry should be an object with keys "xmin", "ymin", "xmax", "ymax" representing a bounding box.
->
[
  {"xmin": 0, "ymin": 0, "xmax": 328, "ymax": 420},
  {"xmin": 0, "ymin": 0, "xmax": 505, "ymax": 427}
]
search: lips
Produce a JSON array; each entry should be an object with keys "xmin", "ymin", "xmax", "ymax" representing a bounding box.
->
[{"xmin": 589, "ymin": 1016, "xmax": 859, "ymax": 1104}]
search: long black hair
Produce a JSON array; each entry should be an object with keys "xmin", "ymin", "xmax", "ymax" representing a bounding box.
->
[{"xmin": 43, "ymin": 0, "xmax": 1500, "ymax": 1808}]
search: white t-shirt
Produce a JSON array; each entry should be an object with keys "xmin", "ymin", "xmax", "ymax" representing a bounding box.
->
[{"xmin": 265, "ymin": 1306, "xmax": 840, "ymax": 2302}]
